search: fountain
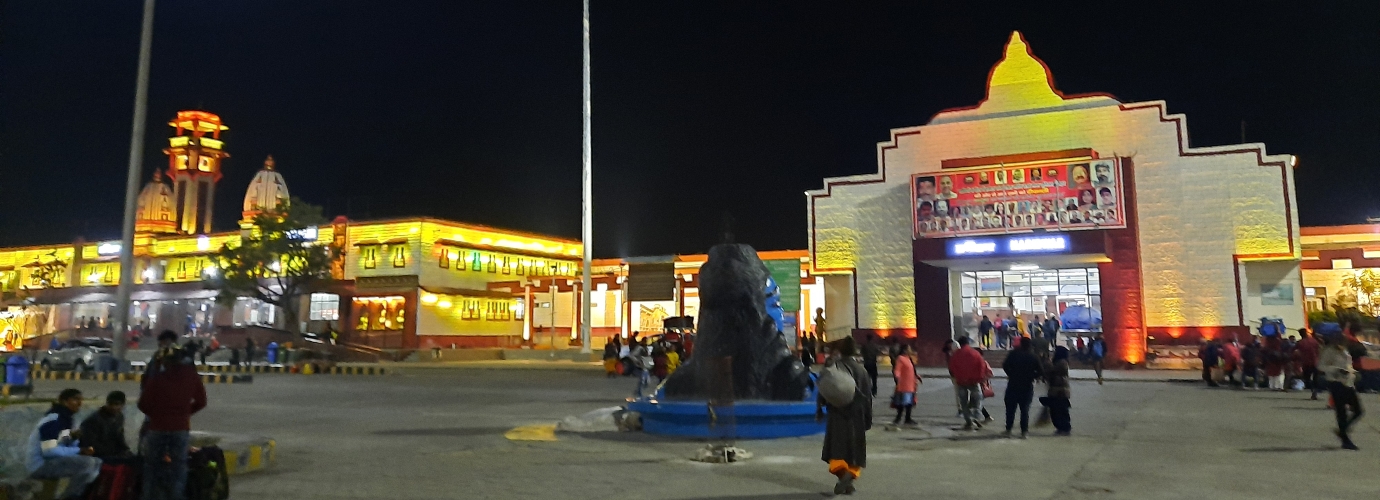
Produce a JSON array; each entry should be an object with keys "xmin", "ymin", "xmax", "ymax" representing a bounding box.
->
[{"xmin": 627, "ymin": 244, "xmax": 822, "ymax": 439}]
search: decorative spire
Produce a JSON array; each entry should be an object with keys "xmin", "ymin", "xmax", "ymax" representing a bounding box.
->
[
  {"xmin": 264, "ymin": 155, "xmax": 275, "ymax": 170},
  {"xmin": 979, "ymin": 31, "xmax": 1064, "ymax": 113}
]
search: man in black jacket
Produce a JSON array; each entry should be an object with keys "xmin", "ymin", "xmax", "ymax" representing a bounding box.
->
[
  {"xmin": 79, "ymin": 391, "xmax": 132, "ymax": 460},
  {"xmin": 1001, "ymin": 339, "xmax": 1043, "ymax": 438}
]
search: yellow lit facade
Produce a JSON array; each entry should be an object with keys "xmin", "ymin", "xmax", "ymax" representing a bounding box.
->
[{"xmin": 808, "ymin": 32, "xmax": 1300, "ymax": 366}]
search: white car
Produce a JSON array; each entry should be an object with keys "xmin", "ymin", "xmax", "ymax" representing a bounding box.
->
[{"xmin": 40, "ymin": 337, "xmax": 111, "ymax": 372}]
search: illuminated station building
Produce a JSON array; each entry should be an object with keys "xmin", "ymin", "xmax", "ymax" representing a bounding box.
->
[
  {"xmin": 0, "ymin": 111, "xmax": 823, "ymax": 352},
  {"xmin": 809, "ymin": 32, "xmax": 1310, "ymax": 367}
]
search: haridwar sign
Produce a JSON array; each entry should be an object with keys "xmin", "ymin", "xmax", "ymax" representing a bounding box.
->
[{"xmin": 912, "ymin": 158, "xmax": 1125, "ymax": 238}]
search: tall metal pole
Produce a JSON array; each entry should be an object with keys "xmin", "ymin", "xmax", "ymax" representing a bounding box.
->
[
  {"xmin": 579, "ymin": 0, "xmax": 593, "ymax": 354},
  {"xmin": 113, "ymin": 0, "xmax": 157, "ymax": 365}
]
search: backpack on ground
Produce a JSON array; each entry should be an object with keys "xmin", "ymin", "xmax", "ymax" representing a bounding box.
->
[
  {"xmin": 185, "ymin": 446, "xmax": 230, "ymax": 500},
  {"xmin": 818, "ymin": 359, "xmax": 858, "ymax": 407}
]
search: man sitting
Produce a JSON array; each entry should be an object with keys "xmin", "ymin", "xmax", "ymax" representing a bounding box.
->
[
  {"xmin": 27, "ymin": 389, "xmax": 102, "ymax": 499},
  {"xmin": 79, "ymin": 391, "xmax": 133, "ymax": 460}
]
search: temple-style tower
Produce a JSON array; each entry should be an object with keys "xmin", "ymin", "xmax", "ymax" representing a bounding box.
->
[
  {"xmin": 241, "ymin": 155, "xmax": 291, "ymax": 229},
  {"xmin": 134, "ymin": 169, "xmax": 177, "ymax": 234},
  {"xmin": 163, "ymin": 111, "xmax": 229, "ymax": 234}
]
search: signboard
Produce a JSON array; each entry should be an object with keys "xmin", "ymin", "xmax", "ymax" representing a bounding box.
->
[
  {"xmin": 913, "ymin": 158, "xmax": 1124, "ymax": 238},
  {"xmin": 764, "ymin": 259, "xmax": 802, "ymax": 312},
  {"xmin": 945, "ymin": 234, "xmax": 1071, "ymax": 258}
]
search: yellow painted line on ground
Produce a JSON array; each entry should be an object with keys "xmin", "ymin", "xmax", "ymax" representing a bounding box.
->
[{"xmin": 504, "ymin": 424, "xmax": 558, "ymax": 442}]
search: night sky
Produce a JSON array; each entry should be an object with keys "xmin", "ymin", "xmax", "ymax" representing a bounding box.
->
[{"xmin": 2, "ymin": 2, "xmax": 1377, "ymax": 256}]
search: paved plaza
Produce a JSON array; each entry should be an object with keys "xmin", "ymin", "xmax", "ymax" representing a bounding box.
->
[{"xmin": 37, "ymin": 367, "xmax": 1380, "ymax": 499}]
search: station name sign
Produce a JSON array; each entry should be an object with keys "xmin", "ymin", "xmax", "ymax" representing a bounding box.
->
[{"xmin": 946, "ymin": 233, "xmax": 1070, "ymax": 258}]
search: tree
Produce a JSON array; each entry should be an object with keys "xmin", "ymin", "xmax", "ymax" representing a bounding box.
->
[
  {"xmin": 213, "ymin": 197, "xmax": 340, "ymax": 335},
  {"xmin": 1340, "ymin": 269, "xmax": 1380, "ymax": 316}
]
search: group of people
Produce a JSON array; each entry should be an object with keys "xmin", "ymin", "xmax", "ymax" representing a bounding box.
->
[
  {"xmin": 602, "ymin": 332, "xmax": 689, "ymax": 397},
  {"xmin": 976, "ymin": 313, "xmax": 1061, "ymax": 351},
  {"xmin": 26, "ymin": 330, "xmax": 208, "ymax": 499},
  {"xmin": 1198, "ymin": 327, "xmax": 1367, "ymax": 450},
  {"xmin": 946, "ymin": 336, "xmax": 1074, "ymax": 437},
  {"xmin": 812, "ymin": 332, "xmax": 1079, "ymax": 495}
]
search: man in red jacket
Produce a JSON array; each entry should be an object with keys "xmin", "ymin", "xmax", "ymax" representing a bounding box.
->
[
  {"xmin": 138, "ymin": 331, "xmax": 207, "ymax": 500},
  {"xmin": 1293, "ymin": 329, "xmax": 1321, "ymax": 399},
  {"xmin": 947, "ymin": 337, "xmax": 989, "ymax": 430}
]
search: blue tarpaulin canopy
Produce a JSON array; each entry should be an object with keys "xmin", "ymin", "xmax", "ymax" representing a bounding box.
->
[{"xmin": 1060, "ymin": 305, "xmax": 1102, "ymax": 331}]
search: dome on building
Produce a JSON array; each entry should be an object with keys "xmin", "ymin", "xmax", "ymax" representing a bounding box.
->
[
  {"xmin": 135, "ymin": 169, "xmax": 176, "ymax": 234},
  {"xmin": 242, "ymin": 155, "xmax": 290, "ymax": 221}
]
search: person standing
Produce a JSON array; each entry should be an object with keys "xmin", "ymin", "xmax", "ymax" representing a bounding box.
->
[
  {"xmin": 244, "ymin": 336, "xmax": 257, "ymax": 366},
  {"xmin": 139, "ymin": 345, "xmax": 208, "ymax": 500},
  {"xmin": 860, "ymin": 335, "xmax": 881, "ymax": 398},
  {"xmin": 631, "ymin": 341, "xmax": 654, "ymax": 397},
  {"xmin": 1318, "ymin": 335, "xmax": 1362, "ymax": 450},
  {"xmin": 1043, "ymin": 314, "xmax": 1060, "ymax": 345},
  {"xmin": 1220, "ymin": 339, "xmax": 1242, "ymax": 387},
  {"xmin": 1263, "ymin": 335, "xmax": 1286, "ymax": 391},
  {"xmin": 978, "ymin": 315, "xmax": 994, "ymax": 349},
  {"xmin": 948, "ymin": 337, "xmax": 987, "ymax": 431},
  {"xmin": 817, "ymin": 337, "xmax": 871, "ymax": 495},
  {"xmin": 1001, "ymin": 337, "xmax": 1042, "ymax": 438},
  {"xmin": 1293, "ymin": 329, "xmax": 1321, "ymax": 399},
  {"xmin": 26, "ymin": 389, "xmax": 102, "ymax": 500},
  {"xmin": 813, "ymin": 308, "xmax": 827, "ymax": 341},
  {"xmin": 993, "ymin": 315, "xmax": 1007, "ymax": 350},
  {"xmin": 1240, "ymin": 339, "xmax": 1262, "ymax": 389},
  {"xmin": 1199, "ymin": 339, "xmax": 1221, "ymax": 387},
  {"xmin": 891, "ymin": 344, "xmax": 919, "ymax": 426},
  {"xmin": 602, "ymin": 337, "xmax": 621, "ymax": 378},
  {"xmin": 1087, "ymin": 332, "xmax": 1108, "ymax": 385},
  {"xmin": 1042, "ymin": 346, "xmax": 1073, "ymax": 436}
]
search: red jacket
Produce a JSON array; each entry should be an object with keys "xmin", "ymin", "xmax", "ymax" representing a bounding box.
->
[
  {"xmin": 948, "ymin": 346, "xmax": 988, "ymax": 386},
  {"xmin": 138, "ymin": 362, "xmax": 207, "ymax": 432},
  {"xmin": 1293, "ymin": 337, "xmax": 1319, "ymax": 368}
]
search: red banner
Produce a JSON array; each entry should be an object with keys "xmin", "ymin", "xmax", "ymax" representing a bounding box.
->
[{"xmin": 913, "ymin": 158, "xmax": 1124, "ymax": 238}]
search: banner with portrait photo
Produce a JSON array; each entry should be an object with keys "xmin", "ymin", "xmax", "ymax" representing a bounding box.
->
[{"xmin": 912, "ymin": 158, "xmax": 1124, "ymax": 238}]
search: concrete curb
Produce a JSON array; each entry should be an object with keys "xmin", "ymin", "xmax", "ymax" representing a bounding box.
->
[{"xmin": 124, "ymin": 363, "xmax": 392, "ymax": 376}]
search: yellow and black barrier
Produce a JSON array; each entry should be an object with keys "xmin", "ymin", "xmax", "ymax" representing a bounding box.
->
[
  {"xmin": 25, "ymin": 370, "xmax": 252, "ymax": 384},
  {"xmin": 324, "ymin": 365, "xmax": 390, "ymax": 375}
]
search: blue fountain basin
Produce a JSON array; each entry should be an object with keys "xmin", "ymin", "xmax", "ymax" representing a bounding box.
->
[{"xmin": 627, "ymin": 397, "xmax": 824, "ymax": 439}]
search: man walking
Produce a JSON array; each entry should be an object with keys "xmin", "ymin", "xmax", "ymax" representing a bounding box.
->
[
  {"xmin": 27, "ymin": 389, "xmax": 102, "ymax": 500},
  {"xmin": 1043, "ymin": 313, "xmax": 1060, "ymax": 345},
  {"xmin": 1001, "ymin": 337, "xmax": 1043, "ymax": 439},
  {"xmin": 978, "ymin": 315, "xmax": 993, "ymax": 349},
  {"xmin": 139, "ymin": 339, "xmax": 208, "ymax": 499},
  {"xmin": 948, "ymin": 337, "xmax": 988, "ymax": 430},
  {"xmin": 1319, "ymin": 335, "xmax": 1362, "ymax": 450},
  {"xmin": 1087, "ymin": 332, "xmax": 1108, "ymax": 385}
]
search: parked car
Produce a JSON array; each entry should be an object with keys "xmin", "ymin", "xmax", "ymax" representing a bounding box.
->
[{"xmin": 40, "ymin": 337, "xmax": 112, "ymax": 372}]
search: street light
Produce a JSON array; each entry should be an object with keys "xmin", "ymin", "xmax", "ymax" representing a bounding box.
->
[{"xmin": 112, "ymin": 0, "xmax": 157, "ymax": 366}]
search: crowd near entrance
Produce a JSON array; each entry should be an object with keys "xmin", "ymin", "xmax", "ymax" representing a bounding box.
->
[{"xmin": 956, "ymin": 266, "xmax": 1103, "ymax": 350}]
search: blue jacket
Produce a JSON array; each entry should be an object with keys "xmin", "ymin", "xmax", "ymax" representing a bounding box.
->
[{"xmin": 27, "ymin": 405, "xmax": 82, "ymax": 473}]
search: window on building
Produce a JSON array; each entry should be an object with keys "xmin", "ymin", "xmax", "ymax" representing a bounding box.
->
[
  {"xmin": 391, "ymin": 245, "xmax": 408, "ymax": 268},
  {"xmin": 438, "ymin": 249, "xmax": 450, "ymax": 269},
  {"xmin": 486, "ymin": 254, "xmax": 497, "ymax": 273},
  {"xmin": 362, "ymin": 246, "xmax": 378, "ymax": 269},
  {"xmin": 501, "ymin": 256, "xmax": 511, "ymax": 275},
  {"xmin": 176, "ymin": 260, "xmax": 188, "ymax": 280},
  {"xmin": 516, "ymin": 259, "xmax": 527, "ymax": 276},
  {"xmin": 461, "ymin": 299, "xmax": 481, "ymax": 320},
  {"xmin": 309, "ymin": 293, "xmax": 340, "ymax": 321},
  {"xmin": 471, "ymin": 252, "xmax": 482, "ymax": 271},
  {"xmin": 514, "ymin": 298, "xmax": 525, "ymax": 321},
  {"xmin": 958, "ymin": 267, "xmax": 1102, "ymax": 334}
]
